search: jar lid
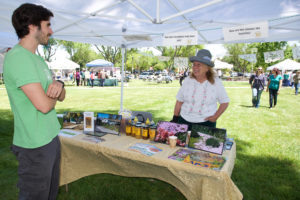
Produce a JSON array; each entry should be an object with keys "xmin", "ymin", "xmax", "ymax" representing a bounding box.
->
[{"xmin": 150, "ymin": 125, "xmax": 157, "ymax": 128}]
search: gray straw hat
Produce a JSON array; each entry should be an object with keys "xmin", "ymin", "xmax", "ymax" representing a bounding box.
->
[{"xmin": 189, "ymin": 49, "xmax": 214, "ymax": 67}]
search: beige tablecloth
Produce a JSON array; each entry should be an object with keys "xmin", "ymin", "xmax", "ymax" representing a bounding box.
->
[{"xmin": 59, "ymin": 133, "xmax": 243, "ymax": 200}]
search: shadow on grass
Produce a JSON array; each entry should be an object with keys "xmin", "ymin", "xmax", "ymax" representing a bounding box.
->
[
  {"xmin": 0, "ymin": 109, "xmax": 18, "ymax": 200},
  {"xmin": 232, "ymin": 139, "xmax": 300, "ymax": 200},
  {"xmin": 239, "ymin": 105, "xmax": 270, "ymax": 109},
  {"xmin": 58, "ymin": 174, "xmax": 186, "ymax": 200}
]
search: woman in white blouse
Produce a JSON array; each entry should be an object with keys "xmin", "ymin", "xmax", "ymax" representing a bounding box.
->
[{"xmin": 171, "ymin": 49, "xmax": 229, "ymax": 128}]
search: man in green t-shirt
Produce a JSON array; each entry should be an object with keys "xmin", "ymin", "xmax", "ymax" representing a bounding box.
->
[{"xmin": 3, "ymin": 3, "xmax": 65, "ymax": 199}]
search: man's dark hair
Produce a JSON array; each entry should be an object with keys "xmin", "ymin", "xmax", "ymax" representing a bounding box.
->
[{"xmin": 12, "ymin": 3, "xmax": 53, "ymax": 39}]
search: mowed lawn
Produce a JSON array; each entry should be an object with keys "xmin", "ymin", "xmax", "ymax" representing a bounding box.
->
[{"xmin": 0, "ymin": 79, "xmax": 299, "ymax": 200}]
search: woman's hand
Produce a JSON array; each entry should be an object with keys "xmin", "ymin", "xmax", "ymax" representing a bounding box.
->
[{"xmin": 205, "ymin": 115, "xmax": 217, "ymax": 122}]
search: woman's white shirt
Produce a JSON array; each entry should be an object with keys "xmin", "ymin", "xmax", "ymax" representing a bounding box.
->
[{"xmin": 176, "ymin": 76, "xmax": 229, "ymax": 123}]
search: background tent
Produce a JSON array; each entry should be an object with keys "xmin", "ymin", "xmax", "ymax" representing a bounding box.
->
[
  {"xmin": 86, "ymin": 59, "xmax": 114, "ymax": 68},
  {"xmin": 86, "ymin": 59, "xmax": 115, "ymax": 72},
  {"xmin": 0, "ymin": 0, "xmax": 300, "ymax": 48},
  {"xmin": 48, "ymin": 58, "xmax": 79, "ymax": 70},
  {"xmin": 214, "ymin": 59, "xmax": 233, "ymax": 70},
  {"xmin": 266, "ymin": 59, "xmax": 300, "ymax": 71}
]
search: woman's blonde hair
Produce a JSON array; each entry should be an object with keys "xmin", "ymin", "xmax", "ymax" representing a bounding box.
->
[{"xmin": 190, "ymin": 66, "xmax": 216, "ymax": 84}]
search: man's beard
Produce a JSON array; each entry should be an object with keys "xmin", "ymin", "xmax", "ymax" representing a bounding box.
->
[{"xmin": 36, "ymin": 31, "xmax": 50, "ymax": 45}]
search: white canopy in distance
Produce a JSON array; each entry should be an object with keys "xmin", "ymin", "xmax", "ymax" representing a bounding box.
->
[
  {"xmin": 266, "ymin": 59, "xmax": 300, "ymax": 71},
  {"xmin": 48, "ymin": 57, "xmax": 79, "ymax": 70},
  {"xmin": 214, "ymin": 59, "xmax": 233, "ymax": 70}
]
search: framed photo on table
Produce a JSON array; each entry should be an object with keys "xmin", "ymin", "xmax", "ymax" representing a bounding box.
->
[
  {"xmin": 62, "ymin": 112, "xmax": 84, "ymax": 130},
  {"xmin": 188, "ymin": 124, "xmax": 226, "ymax": 155},
  {"xmin": 154, "ymin": 121, "xmax": 188, "ymax": 147},
  {"xmin": 95, "ymin": 112, "xmax": 122, "ymax": 135}
]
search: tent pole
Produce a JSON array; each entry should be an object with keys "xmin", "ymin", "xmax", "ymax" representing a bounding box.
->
[{"xmin": 120, "ymin": 47, "xmax": 125, "ymax": 112}]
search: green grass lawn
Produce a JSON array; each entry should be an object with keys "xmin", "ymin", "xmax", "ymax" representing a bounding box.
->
[{"xmin": 0, "ymin": 79, "xmax": 300, "ymax": 200}]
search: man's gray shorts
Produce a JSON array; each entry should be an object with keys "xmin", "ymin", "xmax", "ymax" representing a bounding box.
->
[{"xmin": 11, "ymin": 136, "xmax": 61, "ymax": 200}]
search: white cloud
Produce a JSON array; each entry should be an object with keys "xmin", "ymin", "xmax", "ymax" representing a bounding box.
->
[{"xmin": 204, "ymin": 44, "xmax": 227, "ymax": 59}]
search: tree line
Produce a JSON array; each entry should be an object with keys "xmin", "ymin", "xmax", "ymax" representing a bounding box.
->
[{"xmin": 38, "ymin": 39, "xmax": 299, "ymax": 73}]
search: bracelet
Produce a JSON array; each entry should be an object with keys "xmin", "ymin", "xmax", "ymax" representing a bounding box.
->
[{"xmin": 56, "ymin": 80, "xmax": 65, "ymax": 88}]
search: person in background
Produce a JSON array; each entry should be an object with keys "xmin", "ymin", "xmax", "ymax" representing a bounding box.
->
[
  {"xmin": 249, "ymin": 67, "xmax": 266, "ymax": 108},
  {"xmin": 3, "ymin": 3, "xmax": 65, "ymax": 199},
  {"xmin": 282, "ymin": 71, "xmax": 290, "ymax": 86},
  {"xmin": 85, "ymin": 69, "xmax": 90, "ymax": 86},
  {"xmin": 171, "ymin": 49, "xmax": 229, "ymax": 129},
  {"xmin": 98, "ymin": 70, "xmax": 102, "ymax": 86},
  {"xmin": 266, "ymin": 67, "xmax": 282, "ymax": 109},
  {"xmin": 81, "ymin": 69, "xmax": 85, "ymax": 86},
  {"xmin": 75, "ymin": 68, "xmax": 80, "ymax": 86},
  {"xmin": 293, "ymin": 70, "xmax": 300, "ymax": 95},
  {"xmin": 90, "ymin": 70, "xmax": 95, "ymax": 87},
  {"xmin": 179, "ymin": 68, "xmax": 189, "ymax": 86}
]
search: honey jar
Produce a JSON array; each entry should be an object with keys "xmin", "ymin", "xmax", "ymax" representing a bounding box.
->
[
  {"xmin": 149, "ymin": 125, "xmax": 157, "ymax": 141},
  {"xmin": 125, "ymin": 121, "xmax": 132, "ymax": 136},
  {"xmin": 135, "ymin": 123, "xmax": 142, "ymax": 139},
  {"xmin": 142, "ymin": 124, "xmax": 149, "ymax": 139}
]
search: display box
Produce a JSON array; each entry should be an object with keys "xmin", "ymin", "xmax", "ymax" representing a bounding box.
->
[
  {"xmin": 188, "ymin": 125, "xmax": 226, "ymax": 155},
  {"xmin": 154, "ymin": 121, "xmax": 188, "ymax": 147},
  {"xmin": 83, "ymin": 112, "xmax": 94, "ymax": 134}
]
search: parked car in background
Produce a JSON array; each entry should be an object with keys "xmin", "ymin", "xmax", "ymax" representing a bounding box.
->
[
  {"xmin": 139, "ymin": 72, "xmax": 150, "ymax": 80},
  {"xmin": 157, "ymin": 73, "xmax": 172, "ymax": 83}
]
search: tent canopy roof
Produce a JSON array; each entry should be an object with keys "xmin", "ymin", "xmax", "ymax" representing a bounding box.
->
[
  {"xmin": 48, "ymin": 57, "xmax": 80, "ymax": 70},
  {"xmin": 214, "ymin": 59, "xmax": 233, "ymax": 69},
  {"xmin": 86, "ymin": 59, "xmax": 114, "ymax": 67},
  {"xmin": 266, "ymin": 59, "xmax": 300, "ymax": 71},
  {"xmin": 1, "ymin": 0, "xmax": 300, "ymax": 48}
]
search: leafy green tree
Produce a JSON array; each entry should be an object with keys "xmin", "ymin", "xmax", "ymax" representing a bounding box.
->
[
  {"xmin": 223, "ymin": 43, "xmax": 249, "ymax": 72},
  {"xmin": 59, "ymin": 40, "xmax": 100, "ymax": 69},
  {"xmin": 37, "ymin": 38, "xmax": 58, "ymax": 62},
  {"xmin": 248, "ymin": 42, "xmax": 287, "ymax": 70},
  {"xmin": 94, "ymin": 45, "xmax": 122, "ymax": 65},
  {"xmin": 156, "ymin": 45, "xmax": 203, "ymax": 70},
  {"xmin": 72, "ymin": 43, "xmax": 99, "ymax": 69}
]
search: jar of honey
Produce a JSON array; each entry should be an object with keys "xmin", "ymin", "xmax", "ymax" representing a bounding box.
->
[
  {"xmin": 149, "ymin": 125, "xmax": 157, "ymax": 141},
  {"xmin": 125, "ymin": 120, "xmax": 132, "ymax": 136},
  {"xmin": 142, "ymin": 124, "xmax": 149, "ymax": 139},
  {"xmin": 135, "ymin": 123, "xmax": 142, "ymax": 139},
  {"xmin": 131, "ymin": 121, "xmax": 136, "ymax": 137}
]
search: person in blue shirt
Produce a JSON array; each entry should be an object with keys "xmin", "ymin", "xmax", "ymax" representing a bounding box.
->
[{"xmin": 266, "ymin": 68, "xmax": 282, "ymax": 109}]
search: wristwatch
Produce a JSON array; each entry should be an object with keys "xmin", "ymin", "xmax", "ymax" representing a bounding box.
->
[{"xmin": 56, "ymin": 80, "xmax": 65, "ymax": 88}]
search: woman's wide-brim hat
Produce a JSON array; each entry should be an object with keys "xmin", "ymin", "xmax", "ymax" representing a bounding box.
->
[{"xmin": 189, "ymin": 49, "xmax": 214, "ymax": 67}]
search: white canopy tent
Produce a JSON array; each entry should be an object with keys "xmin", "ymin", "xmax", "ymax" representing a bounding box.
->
[
  {"xmin": 1, "ymin": 0, "xmax": 300, "ymax": 48},
  {"xmin": 214, "ymin": 59, "xmax": 233, "ymax": 70},
  {"xmin": 48, "ymin": 58, "xmax": 80, "ymax": 70},
  {"xmin": 1, "ymin": 0, "xmax": 300, "ymax": 111},
  {"xmin": 266, "ymin": 59, "xmax": 300, "ymax": 71}
]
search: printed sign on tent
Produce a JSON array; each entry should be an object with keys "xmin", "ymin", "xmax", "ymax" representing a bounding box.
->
[
  {"xmin": 239, "ymin": 54, "xmax": 257, "ymax": 63},
  {"xmin": 292, "ymin": 47, "xmax": 300, "ymax": 59},
  {"xmin": 264, "ymin": 50, "xmax": 284, "ymax": 63},
  {"xmin": 157, "ymin": 56, "xmax": 171, "ymax": 62},
  {"xmin": 163, "ymin": 31, "xmax": 198, "ymax": 46},
  {"xmin": 223, "ymin": 21, "xmax": 268, "ymax": 42}
]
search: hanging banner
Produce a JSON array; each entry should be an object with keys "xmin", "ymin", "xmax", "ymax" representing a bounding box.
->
[
  {"xmin": 264, "ymin": 50, "xmax": 284, "ymax": 63},
  {"xmin": 174, "ymin": 57, "xmax": 188, "ymax": 70},
  {"xmin": 163, "ymin": 31, "xmax": 198, "ymax": 46},
  {"xmin": 239, "ymin": 54, "xmax": 257, "ymax": 63},
  {"xmin": 157, "ymin": 56, "xmax": 170, "ymax": 62},
  {"xmin": 223, "ymin": 21, "xmax": 268, "ymax": 42},
  {"xmin": 292, "ymin": 47, "xmax": 300, "ymax": 59}
]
